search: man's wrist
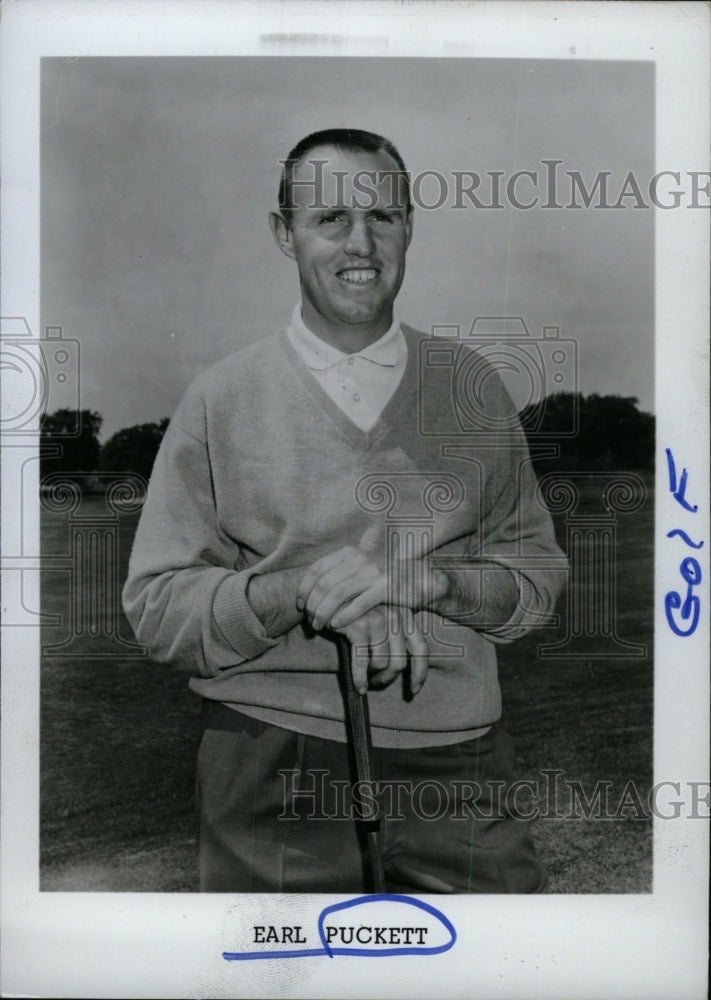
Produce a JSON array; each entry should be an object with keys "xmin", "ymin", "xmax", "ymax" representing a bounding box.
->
[
  {"xmin": 246, "ymin": 566, "xmax": 307, "ymax": 638},
  {"xmin": 427, "ymin": 562, "xmax": 519, "ymax": 626}
]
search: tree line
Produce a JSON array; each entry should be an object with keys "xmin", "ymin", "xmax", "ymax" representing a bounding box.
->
[
  {"xmin": 40, "ymin": 392, "xmax": 655, "ymax": 491},
  {"xmin": 40, "ymin": 410, "xmax": 169, "ymax": 485},
  {"xmin": 519, "ymin": 392, "xmax": 655, "ymax": 476}
]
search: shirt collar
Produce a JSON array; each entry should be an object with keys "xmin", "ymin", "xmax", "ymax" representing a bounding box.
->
[{"xmin": 288, "ymin": 303, "xmax": 402, "ymax": 372}]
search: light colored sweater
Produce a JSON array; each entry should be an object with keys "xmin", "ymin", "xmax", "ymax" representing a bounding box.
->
[
  {"xmin": 123, "ymin": 325, "xmax": 567, "ymax": 748},
  {"xmin": 286, "ymin": 303, "xmax": 406, "ymax": 431}
]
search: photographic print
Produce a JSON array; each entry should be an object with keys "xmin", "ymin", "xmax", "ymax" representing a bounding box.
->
[{"xmin": 1, "ymin": 2, "xmax": 708, "ymax": 998}]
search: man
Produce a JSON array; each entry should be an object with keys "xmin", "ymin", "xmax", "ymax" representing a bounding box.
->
[{"xmin": 123, "ymin": 128, "xmax": 567, "ymax": 894}]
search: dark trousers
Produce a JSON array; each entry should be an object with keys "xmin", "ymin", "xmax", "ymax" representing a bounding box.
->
[{"xmin": 197, "ymin": 701, "xmax": 548, "ymax": 894}]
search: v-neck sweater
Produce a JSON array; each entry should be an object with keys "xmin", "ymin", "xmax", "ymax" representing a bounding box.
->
[
  {"xmin": 123, "ymin": 324, "xmax": 566, "ymax": 749},
  {"xmin": 286, "ymin": 304, "xmax": 406, "ymax": 431}
]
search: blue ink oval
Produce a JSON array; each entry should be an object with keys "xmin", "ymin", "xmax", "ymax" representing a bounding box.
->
[
  {"xmin": 223, "ymin": 893, "xmax": 456, "ymax": 961},
  {"xmin": 317, "ymin": 893, "xmax": 457, "ymax": 958}
]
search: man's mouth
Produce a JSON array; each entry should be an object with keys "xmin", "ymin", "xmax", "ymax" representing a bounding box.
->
[{"xmin": 337, "ymin": 268, "xmax": 379, "ymax": 284}]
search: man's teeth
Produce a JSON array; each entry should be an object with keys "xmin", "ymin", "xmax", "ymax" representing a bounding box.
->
[{"xmin": 338, "ymin": 269, "xmax": 377, "ymax": 283}]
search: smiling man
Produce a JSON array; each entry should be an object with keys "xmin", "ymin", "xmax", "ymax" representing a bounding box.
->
[
  {"xmin": 270, "ymin": 137, "xmax": 412, "ymax": 346},
  {"xmin": 123, "ymin": 128, "xmax": 567, "ymax": 894}
]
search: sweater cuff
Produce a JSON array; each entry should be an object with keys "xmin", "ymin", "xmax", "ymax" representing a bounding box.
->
[
  {"xmin": 483, "ymin": 572, "xmax": 539, "ymax": 643},
  {"xmin": 211, "ymin": 570, "xmax": 278, "ymax": 661}
]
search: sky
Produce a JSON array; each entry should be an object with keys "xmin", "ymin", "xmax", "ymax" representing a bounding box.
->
[{"xmin": 40, "ymin": 56, "xmax": 654, "ymax": 440}]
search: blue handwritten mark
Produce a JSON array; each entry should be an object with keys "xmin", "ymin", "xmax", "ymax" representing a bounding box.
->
[
  {"xmin": 665, "ymin": 557, "xmax": 702, "ymax": 637},
  {"xmin": 222, "ymin": 894, "xmax": 456, "ymax": 961},
  {"xmin": 666, "ymin": 448, "xmax": 698, "ymax": 512},
  {"xmin": 666, "ymin": 529, "xmax": 704, "ymax": 549}
]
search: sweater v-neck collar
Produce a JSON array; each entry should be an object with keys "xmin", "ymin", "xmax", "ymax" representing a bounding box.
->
[{"xmin": 279, "ymin": 325, "xmax": 419, "ymax": 450}]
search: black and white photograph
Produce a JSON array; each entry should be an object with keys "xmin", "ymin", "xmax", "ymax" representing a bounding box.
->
[{"xmin": 1, "ymin": 2, "xmax": 709, "ymax": 998}]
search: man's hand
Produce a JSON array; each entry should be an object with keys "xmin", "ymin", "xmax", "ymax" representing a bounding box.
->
[
  {"xmin": 296, "ymin": 545, "xmax": 449, "ymax": 632},
  {"xmin": 246, "ymin": 563, "xmax": 429, "ymax": 695},
  {"xmin": 330, "ymin": 604, "xmax": 429, "ymax": 697},
  {"xmin": 297, "ymin": 545, "xmax": 521, "ymax": 634}
]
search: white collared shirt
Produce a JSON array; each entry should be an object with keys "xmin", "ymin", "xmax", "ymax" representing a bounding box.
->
[{"xmin": 286, "ymin": 304, "xmax": 408, "ymax": 432}]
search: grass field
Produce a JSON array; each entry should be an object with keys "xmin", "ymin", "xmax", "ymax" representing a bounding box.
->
[{"xmin": 40, "ymin": 475, "xmax": 654, "ymax": 893}]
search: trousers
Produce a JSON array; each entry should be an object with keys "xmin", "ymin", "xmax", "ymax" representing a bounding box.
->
[{"xmin": 197, "ymin": 700, "xmax": 548, "ymax": 894}]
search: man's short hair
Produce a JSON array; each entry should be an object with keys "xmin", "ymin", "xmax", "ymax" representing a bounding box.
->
[{"xmin": 278, "ymin": 127, "xmax": 412, "ymax": 225}]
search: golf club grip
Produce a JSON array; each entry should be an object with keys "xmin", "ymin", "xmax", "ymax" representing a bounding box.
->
[
  {"xmin": 335, "ymin": 633, "xmax": 376, "ymax": 783},
  {"xmin": 333, "ymin": 633, "xmax": 386, "ymax": 893}
]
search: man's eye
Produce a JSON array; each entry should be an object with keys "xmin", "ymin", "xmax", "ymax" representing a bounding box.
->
[
  {"xmin": 320, "ymin": 213, "xmax": 343, "ymax": 224},
  {"xmin": 371, "ymin": 213, "xmax": 393, "ymax": 223}
]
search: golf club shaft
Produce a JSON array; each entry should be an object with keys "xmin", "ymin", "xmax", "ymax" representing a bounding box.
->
[{"xmin": 335, "ymin": 633, "xmax": 386, "ymax": 894}]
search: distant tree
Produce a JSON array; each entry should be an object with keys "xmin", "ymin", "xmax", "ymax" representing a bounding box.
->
[
  {"xmin": 520, "ymin": 392, "xmax": 655, "ymax": 474},
  {"xmin": 100, "ymin": 418, "xmax": 170, "ymax": 481},
  {"xmin": 40, "ymin": 409, "xmax": 103, "ymax": 482}
]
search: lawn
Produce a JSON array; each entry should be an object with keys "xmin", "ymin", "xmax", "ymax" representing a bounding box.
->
[{"xmin": 39, "ymin": 475, "xmax": 653, "ymax": 893}]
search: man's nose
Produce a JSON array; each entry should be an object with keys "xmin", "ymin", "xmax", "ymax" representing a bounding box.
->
[{"xmin": 344, "ymin": 217, "xmax": 375, "ymax": 256}]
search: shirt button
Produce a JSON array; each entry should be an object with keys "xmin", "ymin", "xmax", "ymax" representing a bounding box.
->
[
  {"xmin": 353, "ymin": 392, "xmax": 361, "ymax": 402},
  {"xmin": 347, "ymin": 357, "xmax": 355, "ymax": 366}
]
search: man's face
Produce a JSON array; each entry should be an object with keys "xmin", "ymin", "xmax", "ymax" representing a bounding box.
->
[{"xmin": 270, "ymin": 145, "xmax": 413, "ymax": 348}]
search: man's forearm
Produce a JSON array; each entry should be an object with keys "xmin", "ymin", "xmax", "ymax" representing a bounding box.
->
[
  {"xmin": 246, "ymin": 566, "xmax": 306, "ymax": 638},
  {"xmin": 300, "ymin": 548, "xmax": 522, "ymax": 634},
  {"xmin": 429, "ymin": 561, "xmax": 519, "ymax": 629}
]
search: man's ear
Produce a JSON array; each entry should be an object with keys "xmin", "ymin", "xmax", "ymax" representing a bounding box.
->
[
  {"xmin": 269, "ymin": 211, "xmax": 296, "ymax": 260},
  {"xmin": 405, "ymin": 210, "xmax": 414, "ymax": 249}
]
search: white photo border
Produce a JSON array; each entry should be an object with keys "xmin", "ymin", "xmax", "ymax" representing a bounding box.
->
[{"xmin": 1, "ymin": 2, "xmax": 709, "ymax": 998}]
